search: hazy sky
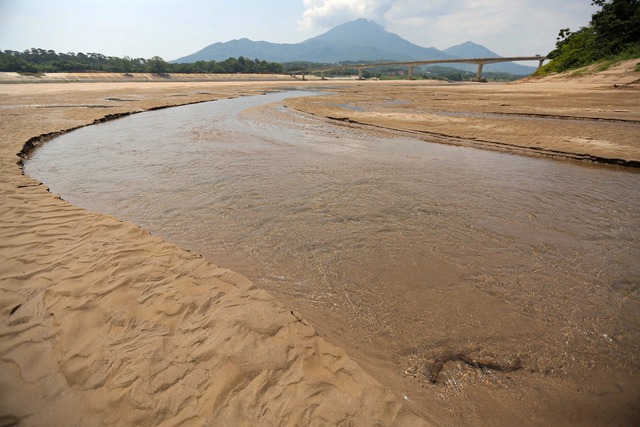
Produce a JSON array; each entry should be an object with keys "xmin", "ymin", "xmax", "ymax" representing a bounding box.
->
[{"xmin": 0, "ymin": 0, "xmax": 598, "ymax": 60}]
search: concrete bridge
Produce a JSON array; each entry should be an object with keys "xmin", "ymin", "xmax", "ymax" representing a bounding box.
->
[{"xmin": 293, "ymin": 56, "xmax": 548, "ymax": 81}]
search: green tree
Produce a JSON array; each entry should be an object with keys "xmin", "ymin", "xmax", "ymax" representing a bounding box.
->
[
  {"xmin": 0, "ymin": 48, "xmax": 285, "ymax": 75},
  {"xmin": 591, "ymin": 0, "xmax": 640, "ymax": 56},
  {"xmin": 146, "ymin": 56, "xmax": 169, "ymax": 73},
  {"xmin": 543, "ymin": 0, "xmax": 640, "ymax": 74}
]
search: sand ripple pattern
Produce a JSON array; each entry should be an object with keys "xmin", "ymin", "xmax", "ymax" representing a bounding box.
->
[
  {"xmin": 0, "ymin": 87, "xmax": 426, "ymax": 426},
  {"xmin": 22, "ymin": 90, "xmax": 640, "ymax": 426}
]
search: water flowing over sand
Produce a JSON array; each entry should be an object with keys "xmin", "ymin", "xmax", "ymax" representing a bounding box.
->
[{"xmin": 26, "ymin": 90, "xmax": 640, "ymax": 423}]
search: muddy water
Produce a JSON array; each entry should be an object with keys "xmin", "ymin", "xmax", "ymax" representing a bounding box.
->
[{"xmin": 26, "ymin": 91, "xmax": 640, "ymax": 425}]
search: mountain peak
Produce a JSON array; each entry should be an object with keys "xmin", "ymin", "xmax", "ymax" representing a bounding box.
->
[
  {"xmin": 443, "ymin": 41, "xmax": 500, "ymax": 58},
  {"xmin": 347, "ymin": 18, "xmax": 384, "ymax": 29},
  {"xmin": 303, "ymin": 18, "xmax": 393, "ymax": 45},
  {"xmin": 297, "ymin": 18, "xmax": 445, "ymax": 60}
]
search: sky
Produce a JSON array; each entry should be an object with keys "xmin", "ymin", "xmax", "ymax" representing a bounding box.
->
[{"xmin": 0, "ymin": 0, "xmax": 599, "ymax": 60}]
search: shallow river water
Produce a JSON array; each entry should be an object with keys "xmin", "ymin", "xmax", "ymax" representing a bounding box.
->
[{"xmin": 26, "ymin": 90, "xmax": 640, "ymax": 424}]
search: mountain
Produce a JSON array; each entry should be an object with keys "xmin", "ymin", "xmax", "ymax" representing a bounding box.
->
[
  {"xmin": 300, "ymin": 19, "xmax": 448, "ymax": 61},
  {"xmin": 173, "ymin": 19, "xmax": 536, "ymax": 75},
  {"xmin": 442, "ymin": 41, "xmax": 536, "ymax": 75},
  {"xmin": 174, "ymin": 19, "xmax": 449, "ymax": 63},
  {"xmin": 177, "ymin": 39, "xmax": 296, "ymax": 63},
  {"xmin": 442, "ymin": 40, "xmax": 500, "ymax": 58}
]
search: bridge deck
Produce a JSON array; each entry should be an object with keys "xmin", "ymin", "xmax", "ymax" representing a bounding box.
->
[{"xmin": 293, "ymin": 56, "xmax": 548, "ymax": 81}]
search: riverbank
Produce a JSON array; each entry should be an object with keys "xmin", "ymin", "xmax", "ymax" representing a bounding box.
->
[
  {"xmin": 0, "ymin": 71, "xmax": 306, "ymax": 83},
  {"xmin": 0, "ymin": 81, "xmax": 427, "ymax": 426},
  {"xmin": 286, "ymin": 61, "xmax": 640, "ymax": 166},
  {"xmin": 1, "ymin": 77, "xmax": 639, "ymax": 426}
]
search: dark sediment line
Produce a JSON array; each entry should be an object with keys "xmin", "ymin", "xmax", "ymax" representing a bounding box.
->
[
  {"xmin": 474, "ymin": 110, "xmax": 640, "ymax": 124},
  {"xmin": 290, "ymin": 107, "xmax": 640, "ymax": 169},
  {"xmin": 17, "ymin": 99, "xmax": 217, "ymax": 168}
]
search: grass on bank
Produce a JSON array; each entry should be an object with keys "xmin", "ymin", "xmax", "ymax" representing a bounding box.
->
[{"xmin": 537, "ymin": 43, "xmax": 640, "ymax": 78}]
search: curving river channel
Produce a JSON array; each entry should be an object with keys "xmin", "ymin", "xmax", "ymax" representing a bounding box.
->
[{"xmin": 25, "ymin": 90, "xmax": 640, "ymax": 425}]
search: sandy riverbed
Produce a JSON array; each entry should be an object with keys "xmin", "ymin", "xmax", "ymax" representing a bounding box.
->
[
  {"xmin": 288, "ymin": 61, "xmax": 640, "ymax": 165},
  {"xmin": 1, "ymin": 66, "xmax": 639, "ymax": 426},
  {"xmin": 0, "ymin": 80, "xmax": 428, "ymax": 426}
]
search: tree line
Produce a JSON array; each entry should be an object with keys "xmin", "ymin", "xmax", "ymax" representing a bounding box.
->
[
  {"xmin": 0, "ymin": 48, "xmax": 284, "ymax": 74},
  {"xmin": 542, "ymin": 0, "xmax": 639, "ymax": 74}
]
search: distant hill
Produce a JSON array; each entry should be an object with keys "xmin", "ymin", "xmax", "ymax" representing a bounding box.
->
[
  {"xmin": 442, "ymin": 41, "xmax": 536, "ymax": 74},
  {"xmin": 173, "ymin": 19, "xmax": 537, "ymax": 75},
  {"xmin": 178, "ymin": 39, "xmax": 296, "ymax": 63},
  {"xmin": 442, "ymin": 40, "xmax": 501, "ymax": 58}
]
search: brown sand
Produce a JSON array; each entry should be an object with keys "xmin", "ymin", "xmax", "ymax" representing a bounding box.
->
[
  {"xmin": 287, "ymin": 60, "xmax": 640, "ymax": 166},
  {"xmin": 0, "ymin": 81, "xmax": 426, "ymax": 426},
  {"xmin": 0, "ymin": 64, "xmax": 638, "ymax": 426}
]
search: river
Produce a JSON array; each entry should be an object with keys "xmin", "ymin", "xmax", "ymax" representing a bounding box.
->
[{"xmin": 25, "ymin": 90, "xmax": 640, "ymax": 425}]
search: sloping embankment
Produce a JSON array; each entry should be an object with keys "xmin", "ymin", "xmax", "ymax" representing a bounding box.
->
[{"xmin": 0, "ymin": 71, "xmax": 304, "ymax": 84}]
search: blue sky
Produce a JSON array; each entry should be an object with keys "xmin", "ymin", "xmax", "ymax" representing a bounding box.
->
[{"xmin": 0, "ymin": 0, "xmax": 598, "ymax": 60}]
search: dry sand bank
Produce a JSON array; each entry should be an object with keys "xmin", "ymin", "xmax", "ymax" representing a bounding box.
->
[
  {"xmin": 1, "ymin": 72, "xmax": 638, "ymax": 426},
  {"xmin": 0, "ymin": 71, "xmax": 305, "ymax": 84},
  {"xmin": 287, "ymin": 61, "xmax": 640, "ymax": 167},
  {"xmin": 0, "ymin": 81, "xmax": 426, "ymax": 426}
]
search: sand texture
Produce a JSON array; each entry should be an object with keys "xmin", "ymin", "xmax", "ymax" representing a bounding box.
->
[
  {"xmin": 0, "ymin": 82, "xmax": 426, "ymax": 426},
  {"xmin": 287, "ymin": 60, "xmax": 640, "ymax": 166},
  {"xmin": 1, "ymin": 66, "xmax": 639, "ymax": 426}
]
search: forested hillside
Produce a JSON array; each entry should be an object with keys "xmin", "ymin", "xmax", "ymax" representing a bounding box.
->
[
  {"xmin": 541, "ymin": 0, "xmax": 639, "ymax": 74},
  {"xmin": 0, "ymin": 49, "xmax": 283, "ymax": 74}
]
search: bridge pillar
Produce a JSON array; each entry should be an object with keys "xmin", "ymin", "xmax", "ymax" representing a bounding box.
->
[
  {"xmin": 407, "ymin": 66, "xmax": 414, "ymax": 80},
  {"xmin": 538, "ymin": 58, "xmax": 545, "ymax": 70},
  {"xmin": 302, "ymin": 72, "xmax": 306, "ymax": 81},
  {"xmin": 358, "ymin": 69, "xmax": 364, "ymax": 80},
  {"xmin": 321, "ymin": 71, "xmax": 326, "ymax": 80},
  {"xmin": 476, "ymin": 63, "xmax": 484, "ymax": 81}
]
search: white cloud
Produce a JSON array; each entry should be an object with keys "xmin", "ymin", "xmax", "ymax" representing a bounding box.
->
[
  {"xmin": 299, "ymin": 0, "xmax": 598, "ymax": 55},
  {"xmin": 299, "ymin": 0, "xmax": 393, "ymax": 30}
]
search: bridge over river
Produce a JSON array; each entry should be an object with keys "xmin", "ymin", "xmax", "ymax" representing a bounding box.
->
[{"xmin": 293, "ymin": 56, "xmax": 548, "ymax": 81}]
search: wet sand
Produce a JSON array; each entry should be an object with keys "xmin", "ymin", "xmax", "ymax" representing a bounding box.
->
[{"xmin": 1, "ymin": 66, "xmax": 639, "ymax": 426}]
